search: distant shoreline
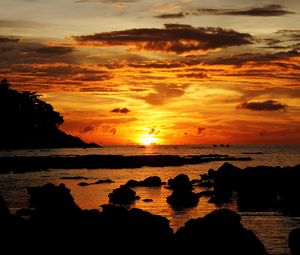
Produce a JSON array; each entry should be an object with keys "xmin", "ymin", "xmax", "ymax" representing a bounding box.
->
[{"xmin": 0, "ymin": 154, "xmax": 251, "ymax": 173}]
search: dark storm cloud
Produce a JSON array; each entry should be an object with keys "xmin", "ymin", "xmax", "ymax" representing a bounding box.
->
[
  {"xmin": 207, "ymin": 50, "xmax": 300, "ymax": 66},
  {"xmin": 0, "ymin": 63, "xmax": 113, "ymax": 91},
  {"xmin": 80, "ymin": 125, "xmax": 95, "ymax": 134},
  {"xmin": 23, "ymin": 46, "xmax": 75, "ymax": 56},
  {"xmin": 73, "ymin": 24, "xmax": 254, "ymax": 54},
  {"xmin": 177, "ymin": 72, "xmax": 208, "ymax": 79},
  {"xmin": 0, "ymin": 36, "xmax": 20, "ymax": 43},
  {"xmin": 128, "ymin": 59, "xmax": 193, "ymax": 69},
  {"xmin": 276, "ymin": 30, "xmax": 300, "ymax": 41},
  {"xmin": 155, "ymin": 4, "xmax": 294, "ymax": 19},
  {"xmin": 237, "ymin": 100, "xmax": 287, "ymax": 111},
  {"xmin": 111, "ymin": 107, "xmax": 131, "ymax": 114},
  {"xmin": 155, "ymin": 13, "xmax": 185, "ymax": 19},
  {"xmin": 0, "ymin": 37, "xmax": 78, "ymax": 66}
]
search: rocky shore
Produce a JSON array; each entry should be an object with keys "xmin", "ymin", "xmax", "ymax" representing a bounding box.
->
[
  {"xmin": 1, "ymin": 182, "xmax": 268, "ymax": 254},
  {"xmin": 0, "ymin": 154, "xmax": 251, "ymax": 173}
]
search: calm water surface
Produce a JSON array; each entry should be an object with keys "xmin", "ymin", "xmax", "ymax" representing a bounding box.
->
[{"xmin": 1, "ymin": 144, "xmax": 300, "ymax": 255}]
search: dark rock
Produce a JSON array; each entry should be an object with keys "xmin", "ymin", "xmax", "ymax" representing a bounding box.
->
[
  {"xmin": 125, "ymin": 176, "xmax": 162, "ymax": 187},
  {"xmin": 237, "ymin": 166, "xmax": 285, "ymax": 211},
  {"xmin": 78, "ymin": 179, "xmax": 114, "ymax": 186},
  {"xmin": 208, "ymin": 168, "xmax": 217, "ymax": 178},
  {"xmin": 61, "ymin": 176, "xmax": 89, "ymax": 180},
  {"xmin": 101, "ymin": 204, "xmax": 173, "ymax": 244},
  {"xmin": 143, "ymin": 199, "xmax": 153, "ymax": 202},
  {"xmin": 16, "ymin": 208, "xmax": 33, "ymax": 217},
  {"xmin": 27, "ymin": 183, "xmax": 81, "ymax": 223},
  {"xmin": 0, "ymin": 194, "xmax": 10, "ymax": 219},
  {"xmin": 191, "ymin": 179, "xmax": 201, "ymax": 185},
  {"xmin": 0, "ymin": 154, "xmax": 251, "ymax": 172},
  {"xmin": 109, "ymin": 185, "xmax": 139, "ymax": 204},
  {"xmin": 212, "ymin": 162, "xmax": 242, "ymax": 203},
  {"xmin": 78, "ymin": 182, "xmax": 90, "ymax": 186},
  {"xmin": 167, "ymin": 174, "xmax": 199, "ymax": 208},
  {"xmin": 174, "ymin": 209, "xmax": 268, "ymax": 255},
  {"xmin": 198, "ymin": 190, "xmax": 214, "ymax": 197},
  {"xmin": 289, "ymin": 228, "xmax": 300, "ymax": 255},
  {"xmin": 167, "ymin": 191, "xmax": 199, "ymax": 208},
  {"xmin": 168, "ymin": 174, "xmax": 192, "ymax": 191},
  {"xmin": 125, "ymin": 179, "xmax": 140, "ymax": 187},
  {"xmin": 198, "ymin": 181, "xmax": 214, "ymax": 188},
  {"xmin": 200, "ymin": 173, "xmax": 209, "ymax": 181},
  {"xmin": 141, "ymin": 176, "xmax": 162, "ymax": 187},
  {"xmin": 94, "ymin": 179, "xmax": 114, "ymax": 184}
]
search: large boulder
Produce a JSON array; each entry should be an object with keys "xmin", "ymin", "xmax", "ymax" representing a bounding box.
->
[
  {"xmin": 101, "ymin": 204, "xmax": 173, "ymax": 244},
  {"xmin": 168, "ymin": 174, "xmax": 192, "ymax": 191},
  {"xmin": 167, "ymin": 174, "xmax": 199, "ymax": 208},
  {"xmin": 211, "ymin": 163, "xmax": 242, "ymax": 203},
  {"xmin": 174, "ymin": 209, "xmax": 268, "ymax": 255},
  {"xmin": 141, "ymin": 176, "xmax": 162, "ymax": 187},
  {"xmin": 27, "ymin": 183, "xmax": 81, "ymax": 223},
  {"xmin": 108, "ymin": 185, "xmax": 139, "ymax": 204}
]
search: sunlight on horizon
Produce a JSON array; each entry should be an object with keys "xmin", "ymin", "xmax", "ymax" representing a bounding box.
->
[{"xmin": 140, "ymin": 134, "xmax": 158, "ymax": 146}]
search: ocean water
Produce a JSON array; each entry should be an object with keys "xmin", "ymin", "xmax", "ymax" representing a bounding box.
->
[{"xmin": 0, "ymin": 144, "xmax": 300, "ymax": 255}]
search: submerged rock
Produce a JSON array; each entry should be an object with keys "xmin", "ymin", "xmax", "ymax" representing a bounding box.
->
[
  {"xmin": 60, "ymin": 176, "xmax": 89, "ymax": 180},
  {"xmin": 143, "ymin": 199, "xmax": 153, "ymax": 202},
  {"xmin": 125, "ymin": 176, "xmax": 162, "ymax": 187},
  {"xmin": 94, "ymin": 179, "xmax": 114, "ymax": 184},
  {"xmin": 78, "ymin": 182, "xmax": 90, "ymax": 186}
]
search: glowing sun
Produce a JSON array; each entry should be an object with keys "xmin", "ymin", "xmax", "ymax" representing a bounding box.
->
[{"xmin": 140, "ymin": 135, "xmax": 157, "ymax": 146}]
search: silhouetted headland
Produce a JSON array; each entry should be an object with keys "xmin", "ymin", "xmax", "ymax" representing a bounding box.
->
[
  {"xmin": 0, "ymin": 79, "xmax": 99, "ymax": 149},
  {"xmin": 0, "ymin": 154, "xmax": 251, "ymax": 173},
  {"xmin": 0, "ymin": 182, "xmax": 268, "ymax": 254}
]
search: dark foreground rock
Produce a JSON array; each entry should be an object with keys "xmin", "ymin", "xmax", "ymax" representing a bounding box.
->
[
  {"xmin": 206, "ymin": 162, "xmax": 300, "ymax": 212},
  {"xmin": 289, "ymin": 228, "xmax": 300, "ymax": 255},
  {"xmin": 174, "ymin": 209, "xmax": 268, "ymax": 255},
  {"xmin": 0, "ymin": 183, "xmax": 269, "ymax": 254},
  {"xmin": 167, "ymin": 174, "xmax": 199, "ymax": 208}
]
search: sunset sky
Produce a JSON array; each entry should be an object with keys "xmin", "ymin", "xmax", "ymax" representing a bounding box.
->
[{"xmin": 1, "ymin": 0, "xmax": 300, "ymax": 145}]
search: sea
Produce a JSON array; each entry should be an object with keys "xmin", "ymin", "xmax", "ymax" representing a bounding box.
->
[{"xmin": 1, "ymin": 144, "xmax": 300, "ymax": 255}]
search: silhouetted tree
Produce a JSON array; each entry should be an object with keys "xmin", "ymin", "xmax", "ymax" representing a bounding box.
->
[
  {"xmin": 0, "ymin": 79, "xmax": 63, "ymax": 134},
  {"xmin": 0, "ymin": 79, "xmax": 98, "ymax": 149}
]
